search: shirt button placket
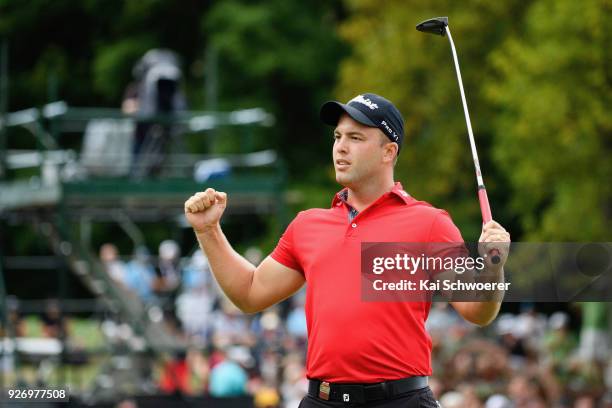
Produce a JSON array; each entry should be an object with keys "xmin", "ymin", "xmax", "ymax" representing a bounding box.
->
[{"xmin": 347, "ymin": 221, "xmax": 358, "ymax": 237}]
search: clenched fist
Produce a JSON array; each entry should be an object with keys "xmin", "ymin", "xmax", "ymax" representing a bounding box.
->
[{"xmin": 184, "ymin": 188, "xmax": 228, "ymax": 232}]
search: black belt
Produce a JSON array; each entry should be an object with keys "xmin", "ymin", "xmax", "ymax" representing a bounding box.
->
[{"xmin": 308, "ymin": 376, "xmax": 429, "ymax": 404}]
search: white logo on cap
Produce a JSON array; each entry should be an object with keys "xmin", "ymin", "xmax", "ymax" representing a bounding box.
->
[
  {"xmin": 381, "ymin": 120, "xmax": 398, "ymax": 141},
  {"xmin": 349, "ymin": 95, "xmax": 378, "ymax": 110}
]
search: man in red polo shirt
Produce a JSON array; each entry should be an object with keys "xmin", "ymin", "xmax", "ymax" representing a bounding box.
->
[{"xmin": 185, "ymin": 93, "xmax": 510, "ymax": 407}]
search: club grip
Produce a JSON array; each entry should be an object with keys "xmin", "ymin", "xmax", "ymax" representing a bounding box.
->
[{"xmin": 478, "ymin": 187, "xmax": 500, "ymax": 264}]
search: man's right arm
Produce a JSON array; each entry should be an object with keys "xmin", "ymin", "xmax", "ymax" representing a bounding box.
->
[{"xmin": 185, "ymin": 188, "xmax": 305, "ymax": 313}]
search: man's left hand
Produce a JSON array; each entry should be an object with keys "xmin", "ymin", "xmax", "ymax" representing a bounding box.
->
[{"xmin": 478, "ymin": 220, "xmax": 511, "ymax": 269}]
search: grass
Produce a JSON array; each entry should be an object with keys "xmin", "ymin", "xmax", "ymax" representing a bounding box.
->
[
  {"xmin": 4, "ymin": 316, "xmax": 108, "ymax": 392},
  {"xmin": 21, "ymin": 315, "xmax": 106, "ymax": 350}
]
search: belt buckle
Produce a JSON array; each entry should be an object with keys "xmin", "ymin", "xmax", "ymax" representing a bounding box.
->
[{"xmin": 319, "ymin": 381, "xmax": 330, "ymax": 400}]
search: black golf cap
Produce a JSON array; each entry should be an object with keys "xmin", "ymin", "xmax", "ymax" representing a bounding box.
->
[{"xmin": 320, "ymin": 93, "xmax": 405, "ymax": 152}]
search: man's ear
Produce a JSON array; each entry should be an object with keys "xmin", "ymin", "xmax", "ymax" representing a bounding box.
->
[{"xmin": 383, "ymin": 142, "xmax": 399, "ymax": 163}]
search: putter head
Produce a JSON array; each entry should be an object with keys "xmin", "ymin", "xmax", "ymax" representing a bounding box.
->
[{"xmin": 416, "ymin": 17, "xmax": 448, "ymax": 36}]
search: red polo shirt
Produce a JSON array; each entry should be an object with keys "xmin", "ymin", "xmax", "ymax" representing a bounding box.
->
[{"xmin": 271, "ymin": 182, "xmax": 464, "ymax": 383}]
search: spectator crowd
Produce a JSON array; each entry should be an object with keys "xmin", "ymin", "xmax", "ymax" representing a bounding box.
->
[
  {"xmin": 2, "ymin": 241, "xmax": 609, "ymax": 408},
  {"xmin": 98, "ymin": 241, "xmax": 611, "ymax": 408},
  {"xmin": 98, "ymin": 241, "xmax": 308, "ymax": 408}
]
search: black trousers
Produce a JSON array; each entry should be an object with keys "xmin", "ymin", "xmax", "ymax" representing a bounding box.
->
[{"xmin": 298, "ymin": 386, "xmax": 440, "ymax": 408}]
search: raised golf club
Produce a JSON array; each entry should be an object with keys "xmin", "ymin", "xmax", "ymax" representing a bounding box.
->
[{"xmin": 416, "ymin": 16, "xmax": 500, "ymax": 264}]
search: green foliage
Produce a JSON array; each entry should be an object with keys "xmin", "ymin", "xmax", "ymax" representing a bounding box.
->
[
  {"xmin": 336, "ymin": 0, "xmax": 610, "ymax": 240},
  {"xmin": 485, "ymin": 0, "xmax": 611, "ymax": 240},
  {"xmin": 205, "ymin": 0, "xmax": 347, "ymax": 179},
  {"xmin": 2, "ymin": 0, "xmax": 610, "ymax": 307},
  {"xmin": 0, "ymin": 0, "xmax": 348, "ymax": 300},
  {"xmin": 206, "ymin": 0, "xmax": 342, "ymax": 85},
  {"xmin": 335, "ymin": 0, "xmax": 526, "ymax": 239},
  {"xmin": 1, "ymin": 0, "xmax": 347, "ymax": 177},
  {"xmin": 0, "ymin": 0, "xmax": 209, "ymax": 107}
]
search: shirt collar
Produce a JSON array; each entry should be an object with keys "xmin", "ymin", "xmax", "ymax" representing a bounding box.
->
[
  {"xmin": 390, "ymin": 182, "xmax": 413, "ymax": 204},
  {"xmin": 331, "ymin": 182, "xmax": 412, "ymax": 207}
]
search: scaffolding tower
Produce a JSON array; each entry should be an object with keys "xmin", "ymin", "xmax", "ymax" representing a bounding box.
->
[{"xmin": 0, "ymin": 100, "xmax": 286, "ymax": 399}]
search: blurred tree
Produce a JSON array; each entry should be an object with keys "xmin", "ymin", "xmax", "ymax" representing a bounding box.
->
[
  {"xmin": 0, "ymin": 0, "xmax": 349, "ymax": 298},
  {"xmin": 335, "ymin": 0, "xmax": 610, "ymax": 241},
  {"xmin": 336, "ymin": 0, "xmax": 531, "ymax": 239},
  {"xmin": 1, "ymin": 0, "xmax": 606, "ymax": 246},
  {"xmin": 0, "ymin": 0, "xmax": 209, "ymax": 107},
  {"xmin": 0, "ymin": 0, "xmax": 348, "ymax": 195},
  {"xmin": 204, "ymin": 0, "xmax": 347, "ymax": 180},
  {"xmin": 485, "ymin": 0, "xmax": 611, "ymax": 240}
]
